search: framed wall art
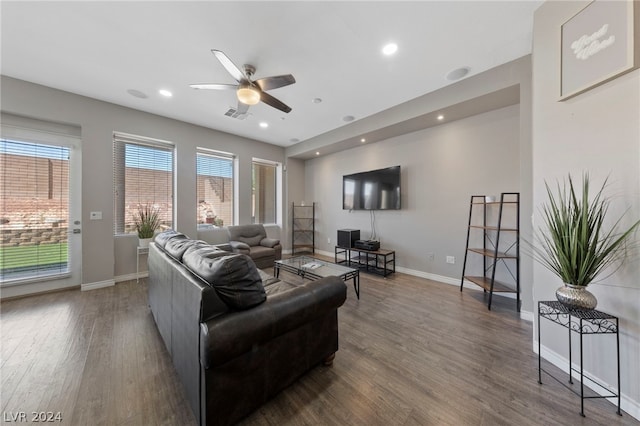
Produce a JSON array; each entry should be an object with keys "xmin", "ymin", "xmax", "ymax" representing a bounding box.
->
[{"xmin": 560, "ymin": 0, "xmax": 639, "ymax": 101}]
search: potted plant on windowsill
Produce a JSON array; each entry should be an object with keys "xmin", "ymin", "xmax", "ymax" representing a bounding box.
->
[
  {"xmin": 133, "ymin": 204, "xmax": 161, "ymax": 248},
  {"xmin": 532, "ymin": 174, "xmax": 639, "ymax": 310}
]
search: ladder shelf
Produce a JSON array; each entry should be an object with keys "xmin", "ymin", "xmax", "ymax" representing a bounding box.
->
[{"xmin": 460, "ymin": 192, "xmax": 520, "ymax": 312}]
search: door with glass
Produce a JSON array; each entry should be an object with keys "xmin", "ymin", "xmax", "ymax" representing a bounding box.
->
[{"xmin": 0, "ymin": 123, "xmax": 82, "ymax": 292}]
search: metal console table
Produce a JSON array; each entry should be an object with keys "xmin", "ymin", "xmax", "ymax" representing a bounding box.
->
[
  {"xmin": 537, "ymin": 301, "xmax": 620, "ymax": 417},
  {"xmin": 334, "ymin": 246, "xmax": 395, "ymax": 277}
]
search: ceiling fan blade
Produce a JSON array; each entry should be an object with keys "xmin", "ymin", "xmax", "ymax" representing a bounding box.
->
[
  {"xmin": 211, "ymin": 49, "xmax": 245, "ymax": 82},
  {"xmin": 236, "ymin": 101, "xmax": 250, "ymax": 115},
  {"xmin": 260, "ymin": 91, "xmax": 292, "ymax": 113},
  {"xmin": 254, "ymin": 74, "xmax": 296, "ymax": 91},
  {"xmin": 190, "ymin": 83, "xmax": 237, "ymax": 90}
]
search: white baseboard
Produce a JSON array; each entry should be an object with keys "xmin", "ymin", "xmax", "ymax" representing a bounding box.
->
[
  {"xmin": 394, "ymin": 266, "xmax": 534, "ymax": 322},
  {"xmin": 114, "ymin": 272, "xmax": 148, "ymax": 283},
  {"xmin": 312, "ymin": 251, "xmax": 534, "ymax": 322},
  {"xmin": 81, "ymin": 279, "xmax": 115, "ymax": 291},
  {"xmin": 534, "ymin": 341, "xmax": 640, "ymax": 420}
]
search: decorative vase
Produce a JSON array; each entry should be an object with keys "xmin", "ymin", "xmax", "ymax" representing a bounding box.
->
[
  {"xmin": 138, "ymin": 237, "xmax": 152, "ymax": 248},
  {"xmin": 555, "ymin": 283, "xmax": 597, "ymax": 310}
]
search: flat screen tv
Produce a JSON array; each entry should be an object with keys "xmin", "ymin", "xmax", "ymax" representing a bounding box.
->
[{"xmin": 343, "ymin": 166, "xmax": 401, "ymax": 210}]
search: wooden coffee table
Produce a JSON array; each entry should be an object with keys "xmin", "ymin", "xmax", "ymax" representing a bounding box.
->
[{"xmin": 274, "ymin": 256, "xmax": 360, "ymax": 299}]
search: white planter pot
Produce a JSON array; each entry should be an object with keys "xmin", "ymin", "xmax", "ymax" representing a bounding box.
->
[{"xmin": 138, "ymin": 237, "xmax": 153, "ymax": 248}]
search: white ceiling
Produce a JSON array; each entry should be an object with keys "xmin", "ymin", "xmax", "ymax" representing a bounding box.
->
[{"xmin": 1, "ymin": 1, "xmax": 542, "ymax": 148}]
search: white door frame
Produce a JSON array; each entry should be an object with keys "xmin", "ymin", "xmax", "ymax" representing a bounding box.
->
[{"xmin": 0, "ymin": 123, "xmax": 82, "ymax": 299}]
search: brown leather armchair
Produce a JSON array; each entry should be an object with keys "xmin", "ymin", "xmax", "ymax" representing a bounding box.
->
[{"xmin": 226, "ymin": 224, "xmax": 282, "ymax": 269}]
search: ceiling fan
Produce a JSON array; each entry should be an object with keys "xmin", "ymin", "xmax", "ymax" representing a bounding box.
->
[{"xmin": 190, "ymin": 49, "xmax": 296, "ymax": 115}]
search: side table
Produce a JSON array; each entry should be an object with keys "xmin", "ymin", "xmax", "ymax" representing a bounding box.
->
[
  {"xmin": 537, "ymin": 301, "xmax": 621, "ymax": 417},
  {"xmin": 136, "ymin": 246, "xmax": 149, "ymax": 283}
]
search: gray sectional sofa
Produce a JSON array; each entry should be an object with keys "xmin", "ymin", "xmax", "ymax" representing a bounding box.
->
[{"xmin": 147, "ymin": 230, "xmax": 347, "ymax": 426}]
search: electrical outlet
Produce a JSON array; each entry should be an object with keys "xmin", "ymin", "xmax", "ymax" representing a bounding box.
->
[
  {"xmin": 327, "ymin": 237, "xmax": 331, "ymax": 244},
  {"xmin": 427, "ymin": 252, "xmax": 435, "ymax": 261},
  {"xmin": 446, "ymin": 256, "xmax": 455, "ymax": 264}
]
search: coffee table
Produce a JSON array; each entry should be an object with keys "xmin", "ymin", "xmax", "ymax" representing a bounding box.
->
[{"xmin": 274, "ymin": 256, "xmax": 360, "ymax": 299}]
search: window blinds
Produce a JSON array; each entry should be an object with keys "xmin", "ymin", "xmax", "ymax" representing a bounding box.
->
[
  {"xmin": 0, "ymin": 139, "xmax": 70, "ymax": 281},
  {"xmin": 196, "ymin": 149, "xmax": 234, "ymax": 226},
  {"xmin": 113, "ymin": 133, "xmax": 174, "ymax": 235}
]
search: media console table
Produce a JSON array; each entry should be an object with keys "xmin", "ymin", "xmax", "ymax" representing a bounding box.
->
[
  {"xmin": 335, "ymin": 245, "xmax": 395, "ymax": 277},
  {"xmin": 538, "ymin": 301, "xmax": 621, "ymax": 417}
]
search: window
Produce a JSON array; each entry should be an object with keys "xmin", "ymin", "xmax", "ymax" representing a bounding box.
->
[
  {"xmin": 0, "ymin": 139, "xmax": 70, "ymax": 281},
  {"xmin": 252, "ymin": 160, "xmax": 277, "ymax": 224},
  {"xmin": 113, "ymin": 133, "xmax": 174, "ymax": 235},
  {"xmin": 197, "ymin": 149, "xmax": 234, "ymax": 227}
]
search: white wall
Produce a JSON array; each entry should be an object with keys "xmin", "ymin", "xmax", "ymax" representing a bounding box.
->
[
  {"xmin": 304, "ymin": 104, "xmax": 521, "ymax": 291},
  {"xmin": 533, "ymin": 1, "xmax": 640, "ymax": 417},
  {"xmin": 1, "ymin": 76, "xmax": 286, "ymax": 296}
]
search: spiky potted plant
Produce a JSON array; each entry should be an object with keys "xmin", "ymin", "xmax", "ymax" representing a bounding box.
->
[
  {"xmin": 133, "ymin": 204, "xmax": 161, "ymax": 248},
  {"xmin": 532, "ymin": 174, "xmax": 639, "ymax": 310}
]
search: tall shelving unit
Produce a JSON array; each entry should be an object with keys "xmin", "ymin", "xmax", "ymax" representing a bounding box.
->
[
  {"xmin": 460, "ymin": 192, "xmax": 520, "ymax": 312},
  {"xmin": 291, "ymin": 202, "xmax": 315, "ymax": 255}
]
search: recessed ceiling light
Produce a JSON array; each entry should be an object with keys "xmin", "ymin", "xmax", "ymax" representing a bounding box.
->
[
  {"xmin": 312, "ymin": 98, "xmax": 323, "ymax": 104},
  {"xmin": 127, "ymin": 89, "xmax": 148, "ymax": 99},
  {"xmin": 446, "ymin": 67, "xmax": 470, "ymax": 81},
  {"xmin": 343, "ymin": 115, "xmax": 355, "ymax": 122},
  {"xmin": 361, "ymin": 138, "xmax": 366, "ymax": 143},
  {"xmin": 315, "ymin": 152, "xmax": 320, "ymax": 156},
  {"xmin": 159, "ymin": 89, "xmax": 173, "ymax": 97},
  {"xmin": 259, "ymin": 122, "xmax": 269, "ymax": 128},
  {"xmin": 437, "ymin": 115, "xmax": 444, "ymax": 121},
  {"xmin": 382, "ymin": 43, "xmax": 398, "ymax": 56}
]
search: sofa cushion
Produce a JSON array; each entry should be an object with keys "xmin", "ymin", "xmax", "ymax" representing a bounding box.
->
[
  {"xmin": 183, "ymin": 244, "xmax": 228, "ymax": 260},
  {"xmin": 165, "ymin": 238, "xmax": 209, "ymax": 262},
  {"xmin": 183, "ymin": 252, "xmax": 266, "ymax": 310},
  {"xmin": 155, "ymin": 230, "xmax": 187, "ymax": 249}
]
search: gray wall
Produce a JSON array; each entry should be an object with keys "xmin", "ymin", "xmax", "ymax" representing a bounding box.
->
[
  {"xmin": 533, "ymin": 1, "xmax": 640, "ymax": 415},
  {"xmin": 294, "ymin": 55, "xmax": 534, "ymax": 316},
  {"xmin": 304, "ymin": 103, "xmax": 521, "ymax": 289},
  {"xmin": 287, "ymin": 55, "xmax": 534, "ymax": 315},
  {"xmin": 1, "ymin": 76, "xmax": 285, "ymax": 296},
  {"xmin": 283, "ymin": 157, "xmax": 306, "ymax": 252}
]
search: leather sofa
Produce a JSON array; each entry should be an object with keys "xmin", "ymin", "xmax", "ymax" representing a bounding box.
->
[
  {"xmin": 226, "ymin": 224, "xmax": 282, "ymax": 269},
  {"xmin": 148, "ymin": 230, "xmax": 346, "ymax": 426}
]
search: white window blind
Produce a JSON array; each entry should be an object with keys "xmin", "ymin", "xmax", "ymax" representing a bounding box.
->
[
  {"xmin": 0, "ymin": 139, "xmax": 70, "ymax": 281},
  {"xmin": 252, "ymin": 160, "xmax": 277, "ymax": 224},
  {"xmin": 196, "ymin": 149, "xmax": 234, "ymax": 227},
  {"xmin": 113, "ymin": 133, "xmax": 174, "ymax": 235}
]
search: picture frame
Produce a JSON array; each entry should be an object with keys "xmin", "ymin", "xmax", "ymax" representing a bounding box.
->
[{"xmin": 560, "ymin": 0, "xmax": 639, "ymax": 101}]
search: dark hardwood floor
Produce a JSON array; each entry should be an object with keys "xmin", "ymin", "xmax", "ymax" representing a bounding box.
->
[{"xmin": 1, "ymin": 268, "xmax": 637, "ymax": 425}]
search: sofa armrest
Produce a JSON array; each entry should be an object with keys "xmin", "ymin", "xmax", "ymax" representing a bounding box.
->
[
  {"xmin": 200, "ymin": 275, "xmax": 346, "ymax": 368},
  {"xmin": 212, "ymin": 243, "xmax": 232, "ymax": 252},
  {"xmin": 260, "ymin": 237, "xmax": 280, "ymax": 248},
  {"xmin": 229, "ymin": 240, "xmax": 250, "ymax": 254}
]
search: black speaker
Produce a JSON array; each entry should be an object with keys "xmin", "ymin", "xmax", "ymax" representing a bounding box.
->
[{"xmin": 337, "ymin": 229, "xmax": 360, "ymax": 248}]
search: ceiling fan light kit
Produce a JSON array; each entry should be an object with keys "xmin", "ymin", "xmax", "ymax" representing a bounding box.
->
[
  {"xmin": 237, "ymin": 85, "xmax": 260, "ymax": 105},
  {"xmin": 191, "ymin": 49, "xmax": 296, "ymax": 114}
]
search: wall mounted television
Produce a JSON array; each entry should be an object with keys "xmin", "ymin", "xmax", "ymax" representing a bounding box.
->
[{"xmin": 343, "ymin": 165, "xmax": 401, "ymax": 210}]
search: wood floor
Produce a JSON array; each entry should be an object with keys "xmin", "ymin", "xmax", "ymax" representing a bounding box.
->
[{"xmin": 1, "ymin": 269, "xmax": 637, "ymax": 426}]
